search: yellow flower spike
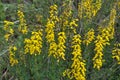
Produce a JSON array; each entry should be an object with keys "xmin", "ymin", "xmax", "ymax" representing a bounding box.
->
[
  {"xmin": 63, "ymin": 34, "xmax": 86, "ymax": 80},
  {"xmin": 94, "ymin": 38, "xmax": 111, "ymax": 69},
  {"xmin": 78, "ymin": 0, "xmax": 101, "ymax": 19},
  {"xmin": 93, "ymin": 34, "xmax": 108, "ymax": 70},
  {"xmin": 93, "ymin": 6, "xmax": 116, "ymax": 69},
  {"xmin": 49, "ymin": 42, "xmax": 57, "ymax": 57},
  {"xmin": 46, "ymin": 4, "xmax": 61, "ymax": 59},
  {"xmin": 59, "ymin": 1, "xmax": 72, "ymax": 31},
  {"xmin": 3, "ymin": 20, "xmax": 14, "ymax": 41},
  {"xmin": 57, "ymin": 32, "xmax": 66, "ymax": 60},
  {"xmin": 9, "ymin": 46, "xmax": 18, "ymax": 66},
  {"xmin": 112, "ymin": 43, "xmax": 120, "ymax": 64},
  {"xmin": 83, "ymin": 29, "xmax": 95, "ymax": 46},
  {"xmin": 24, "ymin": 30, "xmax": 43, "ymax": 55},
  {"xmin": 49, "ymin": 4, "xmax": 59, "ymax": 23},
  {"xmin": 17, "ymin": 10, "xmax": 28, "ymax": 34}
]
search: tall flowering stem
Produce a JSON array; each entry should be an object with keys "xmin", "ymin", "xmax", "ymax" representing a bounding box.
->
[
  {"xmin": 17, "ymin": 10, "xmax": 28, "ymax": 34},
  {"xmin": 93, "ymin": 34, "xmax": 108, "ymax": 70},
  {"xmin": 59, "ymin": 0, "xmax": 72, "ymax": 31},
  {"xmin": 63, "ymin": 34, "xmax": 86, "ymax": 80},
  {"xmin": 78, "ymin": 0, "xmax": 102, "ymax": 19},
  {"xmin": 57, "ymin": 32, "xmax": 66, "ymax": 61},
  {"xmin": 46, "ymin": 21, "xmax": 55, "ymax": 43},
  {"xmin": 9, "ymin": 46, "xmax": 18, "ymax": 66},
  {"xmin": 45, "ymin": 4, "xmax": 58, "ymax": 58},
  {"xmin": 93, "ymin": 7, "xmax": 116, "ymax": 70},
  {"xmin": 3, "ymin": 20, "xmax": 14, "ymax": 41}
]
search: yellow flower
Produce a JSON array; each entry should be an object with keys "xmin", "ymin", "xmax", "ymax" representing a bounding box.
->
[
  {"xmin": 83, "ymin": 29, "xmax": 95, "ymax": 46},
  {"xmin": 107, "ymin": 7, "xmax": 116, "ymax": 39},
  {"xmin": 24, "ymin": 30, "xmax": 43, "ymax": 55},
  {"xmin": 63, "ymin": 34, "xmax": 86, "ymax": 80},
  {"xmin": 78, "ymin": 0, "xmax": 102, "ymax": 19},
  {"xmin": 13, "ymin": 46, "xmax": 17, "ymax": 51},
  {"xmin": 69, "ymin": 19, "xmax": 78, "ymax": 27},
  {"xmin": 9, "ymin": 46, "xmax": 18, "ymax": 66},
  {"xmin": 46, "ymin": 4, "xmax": 59, "ymax": 58},
  {"xmin": 93, "ymin": 27, "xmax": 113, "ymax": 70},
  {"xmin": 9, "ymin": 28, "xmax": 14, "ymax": 34},
  {"xmin": 4, "ymin": 33, "xmax": 10, "ymax": 41},
  {"xmin": 112, "ymin": 43, "xmax": 120, "ymax": 64},
  {"xmin": 69, "ymin": 19, "xmax": 78, "ymax": 34},
  {"xmin": 49, "ymin": 4, "xmax": 59, "ymax": 23},
  {"xmin": 4, "ymin": 20, "xmax": 14, "ymax": 30},
  {"xmin": 3, "ymin": 20, "xmax": 14, "ymax": 41},
  {"xmin": 50, "ymin": 4, "xmax": 57, "ymax": 10},
  {"xmin": 49, "ymin": 42, "xmax": 57, "ymax": 57},
  {"xmin": 57, "ymin": 32, "xmax": 66, "ymax": 60},
  {"xmin": 17, "ymin": 10, "xmax": 28, "ymax": 34},
  {"xmin": 46, "ymin": 21, "xmax": 55, "ymax": 43},
  {"xmin": 93, "ymin": 6, "xmax": 116, "ymax": 70},
  {"xmin": 93, "ymin": 0, "xmax": 102, "ymax": 16},
  {"xmin": 93, "ymin": 34, "xmax": 107, "ymax": 70},
  {"xmin": 59, "ymin": 1, "xmax": 72, "ymax": 31}
]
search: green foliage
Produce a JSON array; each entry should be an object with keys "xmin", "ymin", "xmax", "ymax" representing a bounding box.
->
[{"xmin": 0, "ymin": 0, "xmax": 120, "ymax": 80}]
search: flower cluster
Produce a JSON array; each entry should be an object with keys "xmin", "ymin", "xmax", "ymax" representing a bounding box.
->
[
  {"xmin": 108, "ymin": 7, "xmax": 116, "ymax": 39},
  {"xmin": 3, "ymin": 20, "xmax": 14, "ymax": 41},
  {"xmin": 93, "ymin": 7, "xmax": 116, "ymax": 70},
  {"xmin": 48, "ymin": 42, "xmax": 57, "ymax": 57},
  {"xmin": 63, "ymin": 34, "xmax": 86, "ymax": 80},
  {"xmin": 93, "ymin": 34, "xmax": 108, "ymax": 70},
  {"xmin": 9, "ymin": 46, "xmax": 18, "ymax": 66},
  {"xmin": 93, "ymin": 28, "xmax": 114, "ymax": 70},
  {"xmin": 69, "ymin": 19, "xmax": 78, "ymax": 34},
  {"xmin": 49, "ymin": 4, "xmax": 59, "ymax": 23},
  {"xmin": 112, "ymin": 43, "xmax": 120, "ymax": 64},
  {"xmin": 83, "ymin": 28, "xmax": 95, "ymax": 46},
  {"xmin": 99, "ymin": 7, "xmax": 116, "ymax": 41},
  {"xmin": 59, "ymin": 1, "xmax": 72, "ymax": 31},
  {"xmin": 69, "ymin": 19, "xmax": 78, "ymax": 28},
  {"xmin": 82, "ymin": 0, "xmax": 93, "ymax": 19},
  {"xmin": 46, "ymin": 21, "xmax": 55, "ymax": 43},
  {"xmin": 17, "ymin": 10, "xmax": 28, "ymax": 34},
  {"xmin": 24, "ymin": 30, "xmax": 43, "ymax": 55},
  {"xmin": 62, "ymin": 0, "xmax": 72, "ymax": 18},
  {"xmin": 93, "ymin": 0, "xmax": 102, "ymax": 16},
  {"xmin": 57, "ymin": 32, "xmax": 66, "ymax": 61},
  {"xmin": 45, "ymin": 4, "xmax": 58, "ymax": 57},
  {"xmin": 78, "ymin": 0, "xmax": 102, "ymax": 19},
  {"xmin": 93, "ymin": 25, "xmax": 115, "ymax": 70}
]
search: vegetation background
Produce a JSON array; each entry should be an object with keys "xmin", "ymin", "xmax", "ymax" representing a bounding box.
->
[{"xmin": 0, "ymin": 0, "xmax": 120, "ymax": 80}]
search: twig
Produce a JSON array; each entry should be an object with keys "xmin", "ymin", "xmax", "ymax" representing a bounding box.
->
[
  {"xmin": 0, "ymin": 49, "xmax": 9, "ymax": 56},
  {"xmin": 0, "ymin": 20, "xmax": 19, "ymax": 25},
  {"xmin": 1, "ymin": 68, "xmax": 8, "ymax": 80},
  {"xmin": 9, "ymin": 76, "xmax": 14, "ymax": 80}
]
